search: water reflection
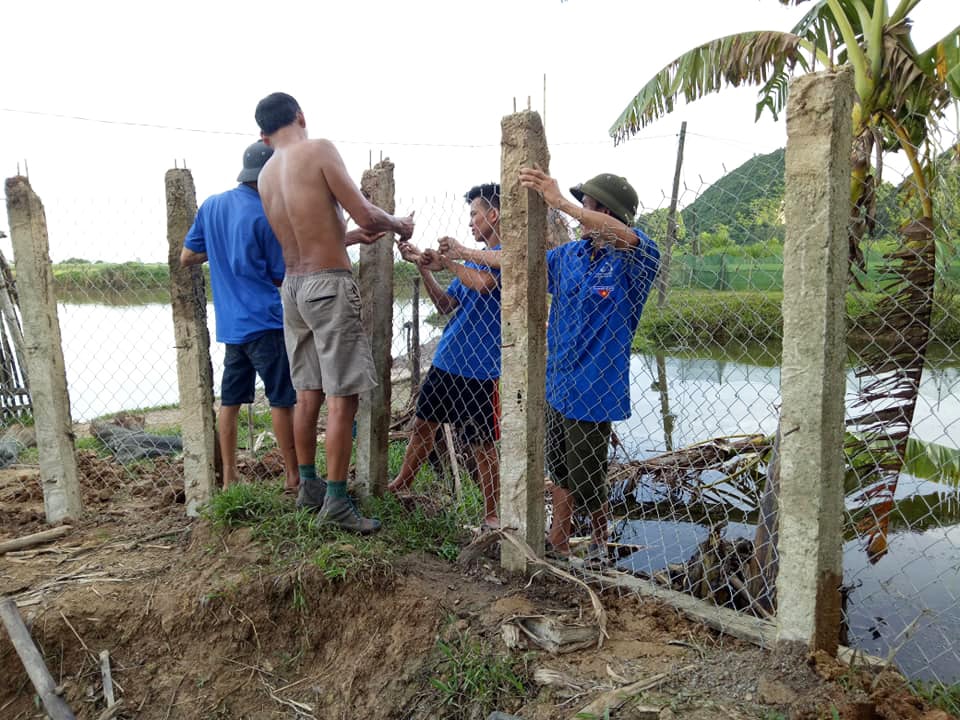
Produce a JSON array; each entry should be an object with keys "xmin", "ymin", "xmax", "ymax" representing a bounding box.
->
[
  {"xmin": 615, "ymin": 518, "xmax": 960, "ymax": 682},
  {"xmin": 617, "ymin": 349, "xmax": 960, "ymax": 459},
  {"xmin": 610, "ymin": 348, "xmax": 960, "ymax": 682}
]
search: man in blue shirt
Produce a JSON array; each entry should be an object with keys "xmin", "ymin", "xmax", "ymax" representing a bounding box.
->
[
  {"xmin": 519, "ymin": 168, "xmax": 660, "ymax": 559},
  {"xmin": 388, "ymin": 184, "xmax": 502, "ymax": 529},
  {"xmin": 181, "ymin": 141, "xmax": 298, "ymax": 492}
]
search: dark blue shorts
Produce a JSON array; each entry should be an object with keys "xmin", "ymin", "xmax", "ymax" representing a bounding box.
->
[{"xmin": 221, "ymin": 329, "xmax": 296, "ymax": 408}]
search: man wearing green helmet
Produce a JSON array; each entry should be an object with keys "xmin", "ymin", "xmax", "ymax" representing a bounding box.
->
[{"xmin": 520, "ymin": 167, "xmax": 660, "ymax": 563}]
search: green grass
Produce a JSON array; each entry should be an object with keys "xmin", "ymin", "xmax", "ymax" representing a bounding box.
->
[
  {"xmin": 912, "ymin": 680, "xmax": 960, "ymax": 717},
  {"xmin": 637, "ymin": 288, "xmax": 960, "ymax": 349},
  {"xmin": 429, "ymin": 627, "xmax": 531, "ymax": 719},
  {"xmin": 636, "ymin": 290, "xmax": 783, "ymax": 349},
  {"xmin": 203, "ymin": 440, "xmax": 476, "ymax": 591},
  {"xmin": 52, "ymin": 261, "xmax": 176, "ymax": 297},
  {"xmin": 206, "ymin": 482, "xmax": 470, "ymax": 568},
  {"xmin": 47, "ymin": 260, "xmax": 454, "ymax": 304}
]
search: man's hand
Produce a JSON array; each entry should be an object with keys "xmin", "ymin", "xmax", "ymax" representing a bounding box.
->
[
  {"xmin": 519, "ymin": 167, "xmax": 563, "ymax": 209},
  {"xmin": 419, "ymin": 248, "xmax": 446, "ymax": 272},
  {"xmin": 437, "ymin": 236, "xmax": 466, "ymax": 260},
  {"xmin": 345, "ymin": 228, "xmax": 386, "ymax": 246},
  {"xmin": 396, "ymin": 212, "xmax": 416, "ymax": 241},
  {"xmin": 398, "ymin": 241, "xmax": 423, "ymax": 264}
]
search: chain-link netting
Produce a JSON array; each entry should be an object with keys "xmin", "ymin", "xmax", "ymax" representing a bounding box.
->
[
  {"xmin": 839, "ymin": 126, "xmax": 960, "ymax": 685},
  {"xmin": 3, "ymin": 122, "xmax": 958, "ymax": 687},
  {"xmin": 388, "ymin": 189, "xmax": 503, "ymax": 528},
  {"xmin": 541, "ymin": 154, "xmax": 786, "ymax": 629},
  {"xmin": 532, "ymin": 131, "xmax": 960, "ymax": 686}
]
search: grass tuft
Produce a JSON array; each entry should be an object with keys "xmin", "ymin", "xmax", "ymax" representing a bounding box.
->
[
  {"xmin": 429, "ymin": 627, "xmax": 531, "ymax": 719},
  {"xmin": 912, "ymin": 680, "xmax": 960, "ymax": 717},
  {"xmin": 203, "ymin": 461, "xmax": 473, "ymax": 597}
]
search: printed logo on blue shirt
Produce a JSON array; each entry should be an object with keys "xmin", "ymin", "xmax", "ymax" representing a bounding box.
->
[{"xmin": 593, "ymin": 285, "xmax": 613, "ymax": 298}]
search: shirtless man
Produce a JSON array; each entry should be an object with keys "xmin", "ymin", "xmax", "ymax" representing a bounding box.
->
[{"xmin": 255, "ymin": 92, "xmax": 415, "ymax": 534}]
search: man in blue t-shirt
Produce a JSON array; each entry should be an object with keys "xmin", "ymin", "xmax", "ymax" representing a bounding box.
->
[
  {"xmin": 388, "ymin": 183, "xmax": 502, "ymax": 529},
  {"xmin": 519, "ymin": 168, "xmax": 660, "ymax": 560},
  {"xmin": 181, "ymin": 141, "xmax": 299, "ymax": 491}
]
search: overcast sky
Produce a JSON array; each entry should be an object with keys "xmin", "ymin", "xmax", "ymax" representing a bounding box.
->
[{"xmin": 2, "ymin": 0, "xmax": 957, "ymax": 262}]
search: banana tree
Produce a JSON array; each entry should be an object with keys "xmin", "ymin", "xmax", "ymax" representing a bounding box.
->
[{"xmin": 610, "ymin": 0, "xmax": 960, "ymax": 603}]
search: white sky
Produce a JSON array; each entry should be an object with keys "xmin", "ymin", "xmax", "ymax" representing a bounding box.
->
[{"xmin": 2, "ymin": 0, "xmax": 957, "ymax": 262}]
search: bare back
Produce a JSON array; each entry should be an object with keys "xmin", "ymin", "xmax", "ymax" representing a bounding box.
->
[{"xmin": 258, "ymin": 139, "xmax": 352, "ymax": 274}]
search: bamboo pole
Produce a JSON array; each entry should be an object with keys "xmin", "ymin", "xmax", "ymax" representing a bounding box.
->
[
  {"xmin": 0, "ymin": 597, "xmax": 77, "ymax": 719},
  {"xmin": 657, "ymin": 121, "xmax": 687, "ymax": 308},
  {"xmin": 0, "ymin": 525, "xmax": 72, "ymax": 555}
]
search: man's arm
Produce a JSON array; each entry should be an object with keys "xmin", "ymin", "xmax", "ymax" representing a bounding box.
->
[
  {"xmin": 519, "ymin": 168, "xmax": 639, "ymax": 249},
  {"xmin": 399, "ymin": 242, "xmax": 458, "ymax": 314},
  {"xmin": 314, "ymin": 140, "xmax": 415, "ymax": 240},
  {"xmin": 181, "ymin": 206, "xmax": 208, "ymax": 267},
  {"xmin": 345, "ymin": 228, "xmax": 386, "ymax": 246},
  {"xmin": 180, "ymin": 247, "xmax": 207, "ymax": 267},
  {"xmin": 438, "ymin": 237, "xmax": 502, "ymax": 269},
  {"xmin": 430, "ymin": 251, "xmax": 499, "ymax": 294}
]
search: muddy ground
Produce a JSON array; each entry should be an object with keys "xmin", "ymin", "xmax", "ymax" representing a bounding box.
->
[{"xmin": 0, "ymin": 452, "xmax": 953, "ymax": 720}]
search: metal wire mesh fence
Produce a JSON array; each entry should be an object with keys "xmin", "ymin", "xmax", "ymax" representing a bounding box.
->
[
  {"xmin": 839, "ymin": 125, "xmax": 960, "ymax": 685},
  {"xmin": 388, "ymin": 189, "xmax": 502, "ymax": 526},
  {"xmin": 548, "ymin": 159, "xmax": 787, "ymax": 626},
  {"xmin": 3, "ymin": 116, "xmax": 958, "ymax": 688}
]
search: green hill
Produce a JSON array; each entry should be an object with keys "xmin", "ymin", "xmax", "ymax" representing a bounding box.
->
[{"xmin": 681, "ymin": 148, "xmax": 785, "ymax": 246}]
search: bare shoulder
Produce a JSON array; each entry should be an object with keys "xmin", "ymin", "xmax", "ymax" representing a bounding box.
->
[{"xmin": 306, "ymin": 138, "xmax": 338, "ymax": 159}]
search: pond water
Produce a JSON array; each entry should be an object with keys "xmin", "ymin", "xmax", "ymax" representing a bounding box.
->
[
  {"xmin": 612, "ymin": 350, "xmax": 960, "ymax": 683},
  {"xmin": 55, "ymin": 301, "xmax": 960, "ymax": 682},
  {"xmin": 57, "ymin": 299, "xmax": 440, "ymax": 422}
]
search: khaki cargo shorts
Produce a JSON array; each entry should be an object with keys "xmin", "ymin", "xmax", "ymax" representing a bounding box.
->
[{"xmin": 280, "ymin": 270, "xmax": 377, "ymax": 397}]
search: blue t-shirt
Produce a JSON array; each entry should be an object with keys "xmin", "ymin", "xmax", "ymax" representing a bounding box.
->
[
  {"xmin": 184, "ymin": 184, "xmax": 286, "ymax": 344},
  {"xmin": 546, "ymin": 230, "xmax": 660, "ymax": 422},
  {"xmin": 431, "ymin": 250, "xmax": 502, "ymax": 381}
]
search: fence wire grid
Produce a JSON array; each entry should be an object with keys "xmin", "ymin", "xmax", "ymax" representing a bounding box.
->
[{"xmin": 3, "ymin": 122, "xmax": 959, "ymax": 688}]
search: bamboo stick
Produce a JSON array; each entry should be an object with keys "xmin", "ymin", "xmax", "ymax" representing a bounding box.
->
[
  {"xmin": 0, "ymin": 525, "xmax": 73, "ymax": 555},
  {"xmin": 442, "ymin": 423, "xmax": 462, "ymax": 502},
  {"xmin": 0, "ymin": 597, "xmax": 77, "ymax": 719}
]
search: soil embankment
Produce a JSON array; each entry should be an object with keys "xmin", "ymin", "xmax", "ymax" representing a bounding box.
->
[{"xmin": 0, "ymin": 456, "xmax": 949, "ymax": 719}]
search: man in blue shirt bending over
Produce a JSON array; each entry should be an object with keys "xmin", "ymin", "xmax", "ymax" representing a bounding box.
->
[
  {"xmin": 520, "ymin": 168, "xmax": 660, "ymax": 560},
  {"xmin": 181, "ymin": 141, "xmax": 298, "ymax": 492}
]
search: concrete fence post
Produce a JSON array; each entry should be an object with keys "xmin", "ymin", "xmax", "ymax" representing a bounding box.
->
[
  {"xmin": 499, "ymin": 111, "xmax": 549, "ymax": 572},
  {"xmin": 775, "ymin": 67, "xmax": 853, "ymax": 654},
  {"xmin": 5, "ymin": 176, "xmax": 82, "ymax": 523},
  {"xmin": 356, "ymin": 159, "xmax": 395, "ymax": 497},
  {"xmin": 165, "ymin": 168, "xmax": 218, "ymax": 516}
]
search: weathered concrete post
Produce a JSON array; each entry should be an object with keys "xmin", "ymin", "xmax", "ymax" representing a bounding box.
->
[
  {"xmin": 500, "ymin": 111, "xmax": 549, "ymax": 572},
  {"xmin": 165, "ymin": 168, "xmax": 218, "ymax": 516},
  {"xmin": 356, "ymin": 160, "xmax": 395, "ymax": 497},
  {"xmin": 775, "ymin": 68, "xmax": 853, "ymax": 654},
  {"xmin": 5, "ymin": 176, "xmax": 82, "ymax": 523}
]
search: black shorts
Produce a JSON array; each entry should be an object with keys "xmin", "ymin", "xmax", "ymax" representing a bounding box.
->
[{"xmin": 415, "ymin": 367, "xmax": 500, "ymax": 444}]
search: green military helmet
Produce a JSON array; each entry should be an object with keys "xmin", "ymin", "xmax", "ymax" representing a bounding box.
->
[{"xmin": 570, "ymin": 173, "xmax": 638, "ymax": 226}]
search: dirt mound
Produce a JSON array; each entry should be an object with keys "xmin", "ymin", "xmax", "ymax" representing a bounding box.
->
[{"xmin": 1, "ymin": 524, "xmax": 449, "ymax": 718}]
